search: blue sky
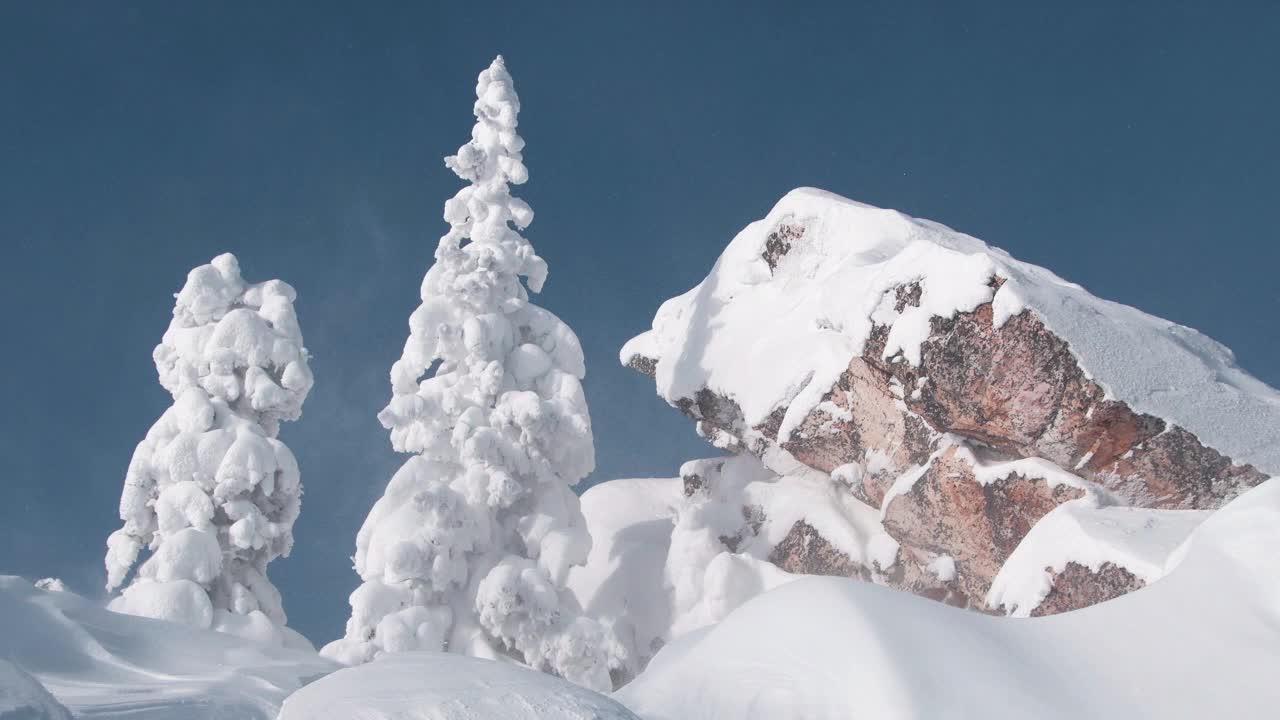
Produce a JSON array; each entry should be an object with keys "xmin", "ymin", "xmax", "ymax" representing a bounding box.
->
[{"xmin": 1, "ymin": 2, "xmax": 1277, "ymax": 645}]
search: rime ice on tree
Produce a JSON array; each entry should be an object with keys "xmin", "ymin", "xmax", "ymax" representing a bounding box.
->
[
  {"xmin": 322, "ymin": 56, "xmax": 621, "ymax": 691},
  {"xmin": 104, "ymin": 253, "xmax": 314, "ymax": 648}
]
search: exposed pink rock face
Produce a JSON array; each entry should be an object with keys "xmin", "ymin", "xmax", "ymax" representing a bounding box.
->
[
  {"xmin": 782, "ymin": 357, "xmax": 938, "ymax": 508},
  {"xmin": 1031, "ymin": 561, "xmax": 1146, "ymax": 617},
  {"xmin": 885, "ymin": 545, "xmax": 971, "ymax": 610},
  {"xmin": 881, "ymin": 445, "xmax": 1085, "ymax": 603},
  {"xmin": 769, "ymin": 520, "xmax": 869, "ymax": 581},
  {"xmin": 628, "ymin": 219, "xmax": 1269, "ymax": 617}
]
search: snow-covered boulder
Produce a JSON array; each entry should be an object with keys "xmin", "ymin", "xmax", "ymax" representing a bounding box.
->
[
  {"xmin": 278, "ymin": 653, "xmax": 640, "ymax": 720},
  {"xmin": 0, "ymin": 660, "xmax": 71, "ymax": 720},
  {"xmin": 0, "ymin": 576, "xmax": 335, "ymax": 719},
  {"xmin": 623, "ymin": 188, "xmax": 1279, "ymax": 615},
  {"xmin": 615, "ymin": 478, "xmax": 1280, "ymax": 719}
]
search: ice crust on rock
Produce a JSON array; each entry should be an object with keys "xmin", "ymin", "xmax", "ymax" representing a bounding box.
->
[
  {"xmin": 104, "ymin": 252, "xmax": 313, "ymax": 645},
  {"xmin": 324, "ymin": 57, "xmax": 617, "ymax": 691}
]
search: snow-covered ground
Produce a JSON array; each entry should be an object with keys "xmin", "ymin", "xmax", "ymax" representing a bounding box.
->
[
  {"xmin": 615, "ymin": 477, "xmax": 1280, "ymax": 719},
  {"xmin": 567, "ymin": 477, "xmax": 682, "ymax": 675},
  {"xmin": 0, "ymin": 659, "xmax": 71, "ymax": 720},
  {"xmin": 279, "ymin": 652, "xmax": 640, "ymax": 720},
  {"xmin": 13, "ymin": 467, "xmax": 1267, "ymax": 720},
  {"xmin": 0, "ymin": 576, "xmax": 335, "ymax": 719}
]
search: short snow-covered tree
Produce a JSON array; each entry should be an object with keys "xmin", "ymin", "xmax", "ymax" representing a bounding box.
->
[
  {"xmin": 104, "ymin": 253, "xmax": 314, "ymax": 648},
  {"xmin": 322, "ymin": 56, "xmax": 620, "ymax": 690}
]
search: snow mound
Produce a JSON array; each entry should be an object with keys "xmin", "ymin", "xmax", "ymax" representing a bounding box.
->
[
  {"xmin": 615, "ymin": 478, "xmax": 1280, "ymax": 719},
  {"xmin": 567, "ymin": 478, "xmax": 682, "ymax": 676},
  {"xmin": 623, "ymin": 188, "xmax": 1280, "ymax": 473},
  {"xmin": 0, "ymin": 660, "xmax": 71, "ymax": 720},
  {"xmin": 278, "ymin": 652, "xmax": 640, "ymax": 720},
  {"xmin": 988, "ymin": 498, "xmax": 1207, "ymax": 616},
  {"xmin": 0, "ymin": 577, "xmax": 335, "ymax": 719}
]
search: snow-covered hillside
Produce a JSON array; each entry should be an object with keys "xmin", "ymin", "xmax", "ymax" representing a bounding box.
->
[
  {"xmin": 617, "ymin": 477, "xmax": 1280, "ymax": 719},
  {"xmin": 0, "ymin": 577, "xmax": 334, "ymax": 719}
]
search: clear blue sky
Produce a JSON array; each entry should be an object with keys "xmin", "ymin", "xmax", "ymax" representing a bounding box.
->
[{"xmin": 2, "ymin": 2, "xmax": 1277, "ymax": 645}]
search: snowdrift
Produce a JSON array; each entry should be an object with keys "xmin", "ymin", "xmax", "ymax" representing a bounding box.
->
[
  {"xmin": 567, "ymin": 477, "xmax": 682, "ymax": 676},
  {"xmin": 0, "ymin": 577, "xmax": 335, "ymax": 719},
  {"xmin": 0, "ymin": 660, "xmax": 71, "ymax": 720},
  {"xmin": 278, "ymin": 652, "xmax": 640, "ymax": 720},
  {"xmin": 615, "ymin": 478, "xmax": 1280, "ymax": 719}
]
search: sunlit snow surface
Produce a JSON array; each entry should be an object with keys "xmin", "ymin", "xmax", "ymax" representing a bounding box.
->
[
  {"xmin": 0, "ymin": 577, "xmax": 334, "ymax": 719},
  {"xmin": 616, "ymin": 478, "xmax": 1280, "ymax": 719},
  {"xmin": 279, "ymin": 652, "xmax": 639, "ymax": 720},
  {"xmin": 0, "ymin": 659, "xmax": 71, "ymax": 720},
  {"xmin": 624, "ymin": 188, "xmax": 1280, "ymax": 473},
  {"xmin": 567, "ymin": 478, "xmax": 682, "ymax": 676}
]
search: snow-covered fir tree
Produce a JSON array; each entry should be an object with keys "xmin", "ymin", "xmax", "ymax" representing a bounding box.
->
[
  {"xmin": 104, "ymin": 253, "xmax": 314, "ymax": 648},
  {"xmin": 321, "ymin": 56, "xmax": 621, "ymax": 690}
]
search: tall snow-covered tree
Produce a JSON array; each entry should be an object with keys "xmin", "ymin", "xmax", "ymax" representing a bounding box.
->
[
  {"xmin": 322, "ymin": 56, "xmax": 620, "ymax": 690},
  {"xmin": 104, "ymin": 253, "xmax": 314, "ymax": 648}
]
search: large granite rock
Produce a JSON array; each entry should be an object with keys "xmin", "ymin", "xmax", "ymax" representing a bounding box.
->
[{"xmin": 625, "ymin": 189, "xmax": 1278, "ymax": 616}]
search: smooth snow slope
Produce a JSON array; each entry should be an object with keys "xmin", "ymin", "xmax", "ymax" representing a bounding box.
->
[
  {"xmin": 616, "ymin": 478, "xmax": 1280, "ymax": 720},
  {"xmin": 0, "ymin": 660, "xmax": 71, "ymax": 720},
  {"xmin": 623, "ymin": 188, "xmax": 1280, "ymax": 473},
  {"xmin": 278, "ymin": 652, "xmax": 640, "ymax": 720},
  {"xmin": 0, "ymin": 577, "xmax": 335, "ymax": 719}
]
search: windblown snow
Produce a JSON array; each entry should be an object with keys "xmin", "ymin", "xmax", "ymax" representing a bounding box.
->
[
  {"xmin": 622, "ymin": 188, "xmax": 1280, "ymax": 473},
  {"xmin": 0, "ymin": 576, "xmax": 334, "ymax": 719},
  {"xmin": 279, "ymin": 653, "xmax": 639, "ymax": 720}
]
